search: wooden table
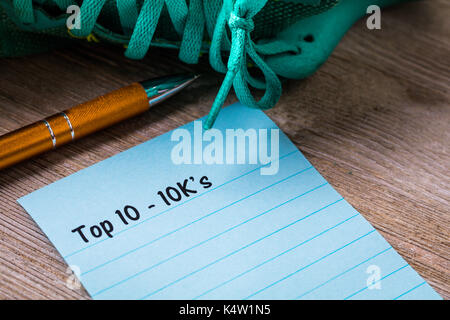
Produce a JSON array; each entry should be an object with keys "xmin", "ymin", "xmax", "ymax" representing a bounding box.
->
[{"xmin": 0, "ymin": 1, "xmax": 448, "ymax": 300}]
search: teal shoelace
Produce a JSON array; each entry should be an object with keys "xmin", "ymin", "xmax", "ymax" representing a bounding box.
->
[{"xmin": 12, "ymin": 0, "xmax": 283, "ymax": 129}]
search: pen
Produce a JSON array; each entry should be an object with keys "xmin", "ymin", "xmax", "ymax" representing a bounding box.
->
[{"xmin": 0, "ymin": 73, "xmax": 199, "ymax": 170}]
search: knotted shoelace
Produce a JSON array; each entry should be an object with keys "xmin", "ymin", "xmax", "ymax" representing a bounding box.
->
[{"xmin": 13, "ymin": 0, "xmax": 282, "ymax": 129}]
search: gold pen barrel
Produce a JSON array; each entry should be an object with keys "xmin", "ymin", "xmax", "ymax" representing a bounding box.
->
[
  {"xmin": 0, "ymin": 121, "xmax": 55, "ymax": 170},
  {"xmin": 62, "ymin": 83, "xmax": 149, "ymax": 139},
  {"xmin": 0, "ymin": 83, "xmax": 149, "ymax": 170}
]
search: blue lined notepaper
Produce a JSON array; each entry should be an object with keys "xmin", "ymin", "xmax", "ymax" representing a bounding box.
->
[{"xmin": 18, "ymin": 103, "xmax": 441, "ymax": 300}]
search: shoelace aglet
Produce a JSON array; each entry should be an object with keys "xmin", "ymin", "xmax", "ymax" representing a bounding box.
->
[
  {"xmin": 203, "ymin": 106, "xmax": 220, "ymax": 130},
  {"xmin": 203, "ymin": 70, "xmax": 237, "ymax": 130}
]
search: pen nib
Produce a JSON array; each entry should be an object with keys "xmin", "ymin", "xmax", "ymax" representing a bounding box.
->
[{"xmin": 139, "ymin": 74, "xmax": 200, "ymax": 107}]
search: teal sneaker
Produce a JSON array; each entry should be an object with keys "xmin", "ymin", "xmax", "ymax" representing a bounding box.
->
[{"xmin": 0, "ymin": 0, "xmax": 415, "ymax": 127}]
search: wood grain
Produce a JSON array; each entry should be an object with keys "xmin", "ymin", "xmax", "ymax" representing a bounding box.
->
[{"xmin": 0, "ymin": 0, "xmax": 448, "ymax": 299}]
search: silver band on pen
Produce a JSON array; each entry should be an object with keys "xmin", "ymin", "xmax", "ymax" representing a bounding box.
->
[
  {"xmin": 61, "ymin": 112, "xmax": 75, "ymax": 140},
  {"xmin": 42, "ymin": 119, "xmax": 56, "ymax": 148}
]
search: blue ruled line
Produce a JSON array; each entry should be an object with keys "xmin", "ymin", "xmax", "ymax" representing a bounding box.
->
[
  {"xmin": 344, "ymin": 264, "xmax": 409, "ymax": 300},
  {"xmin": 393, "ymin": 281, "xmax": 426, "ymax": 300},
  {"xmin": 194, "ymin": 213, "xmax": 363, "ymax": 300},
  {"xmin": 243, "ymin": 229, "xmax": 376, "ymax": 300},
  {"xmin": 64, "ymin": 150, "xmax": 298, "ymax": 259},
  {"xmin": 138, "ymin": 198, "xmax": 344, "ymax": 300},
  {"xmin": 294, "ymin": 246, "xmax": 393, "ymax": 299}
]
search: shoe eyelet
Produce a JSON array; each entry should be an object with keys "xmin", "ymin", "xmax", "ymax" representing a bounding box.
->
[{"xmin": 303, "ymin": 34, "xmax": 314, "ymax": 42}]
